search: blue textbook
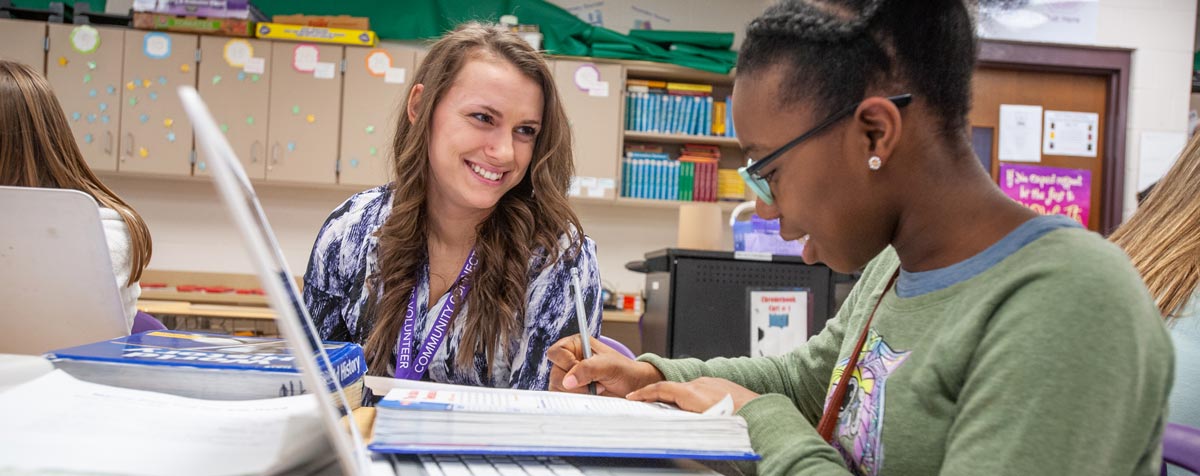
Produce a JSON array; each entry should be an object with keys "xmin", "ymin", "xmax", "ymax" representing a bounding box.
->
[
  {"xmin": 45, "ymin": 330, "xmax": 366, "ymax": 406},
  {"xmin": 369, "ymin": 386, "xmax": 759, "ymax": 461}
]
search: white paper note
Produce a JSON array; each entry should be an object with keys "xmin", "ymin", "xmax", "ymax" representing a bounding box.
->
[
  {"xmin": 1138, "ymin": 131, "xmax": 1186, "ymax": 191},
  {"xmin": 243, "ymin": 57, "xmax": 266, "ymax": 74},
  {"xmin": 313, "ymin": 61, "xmax": 336, "ymax": 79},
  {"xmin": 999, "ymin": 104, "xmax": 1043, "ymax": 162}
]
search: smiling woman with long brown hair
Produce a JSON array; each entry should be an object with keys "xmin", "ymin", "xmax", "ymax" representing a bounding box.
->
[
  {"xmin": 302, "ymin": 22, "xmax": 601, "ymax": 388},
  {"xmin": 0, "ymin": 59, "xmax": 152, "ymax": 331}
]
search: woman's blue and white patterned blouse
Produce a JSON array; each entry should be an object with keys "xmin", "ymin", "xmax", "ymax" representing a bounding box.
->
[{"xmin": 303, "ymin": 185, "xmax": 602, "ymax": 390}]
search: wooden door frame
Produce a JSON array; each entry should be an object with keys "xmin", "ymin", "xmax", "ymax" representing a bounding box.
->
[{"xmin": 977, "ymin": 39, "xmax": 1132, "ymax": 235}]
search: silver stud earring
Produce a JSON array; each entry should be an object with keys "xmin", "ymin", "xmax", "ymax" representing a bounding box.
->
[{"xmin": 868, "ymin": 155, "xmax": 883, "ymax": 170}]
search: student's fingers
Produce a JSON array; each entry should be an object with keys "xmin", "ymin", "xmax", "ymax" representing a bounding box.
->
[
  {"xmin": 561, "ymin": 353, "xmax": 627, "ymax": 392},
  {"xmin": 547, "ymin": 336, "xmax": 583, "ymax": 372},
  {"xmin": 626, "ymin": 381, "xmax": 692, "ymax": 409}
]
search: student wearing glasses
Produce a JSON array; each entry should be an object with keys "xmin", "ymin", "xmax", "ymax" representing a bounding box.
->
[{"xmin": 549, "ymin": 0, "xmax": 1172, "ymax": 474}]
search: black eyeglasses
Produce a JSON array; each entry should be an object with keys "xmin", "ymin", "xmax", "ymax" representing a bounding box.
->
[{"xmin": 738, "ymin": 94, "xmax": 913, "ymax": 204}]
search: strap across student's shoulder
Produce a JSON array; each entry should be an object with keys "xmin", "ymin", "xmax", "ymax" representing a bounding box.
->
[{"xmin": 816, "ymin": 268, "xmax": 900, "ymax": 442}]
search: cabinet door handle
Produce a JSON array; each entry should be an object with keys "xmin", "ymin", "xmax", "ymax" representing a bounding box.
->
[
  {"xmin": 104, "ymin": 131, "xmax": 113, "ymax": 156},
  {"xmin": 251, "ymin": 140, "xmax": 262, "ymax": 163},
  {"xmin": 123, "ymin": 133, "xmax": 134, "ymax": 161},
  {"xmin": 269, "ymin": 142, "xmax": 280, "ymax": 171}
]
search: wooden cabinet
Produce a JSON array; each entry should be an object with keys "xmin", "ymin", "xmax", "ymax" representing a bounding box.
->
[
  {"xmin": 338, "ymin": 45, "xmax": 417, "ymax": 187},
  {"xmin": 264, "ymin": 43, "xmax": 342, "ymax": 184},
  {"xmin": 553, "ymin": 59, "xmax": 624, "ymax": 200},
  {"xmin": 118, "ymin": 30, "xmax": 198, "ymax": 176},
  {"xmin": 195, "ymin": 36, "xmax": 272, "ymax": 179},
  {"xmin": 45, "ymin": 24, "xmax": 125, "ymax": 172},
  {"xmin": 0, "ymin": 19, "xmax": 46, "ymax": 72}
]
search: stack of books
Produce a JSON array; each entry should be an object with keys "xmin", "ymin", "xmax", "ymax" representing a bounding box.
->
[
  {"xmin": 257, "ymin": 14, "xmax": 377, "ymax": 46},
  {"xmin": 44, "ymin": 330, "xmax": 367, "ymax": 409},
  {"xmin": 369, "ymin": 384, "xmax": 758, "ymax": 460},
  {"xmin": 626, "ymin": 80, "xmax": 733, "ymax": 138},
  {"xmin": 620, "ymin": 144, "xmax": 720, "ymax": 202}
]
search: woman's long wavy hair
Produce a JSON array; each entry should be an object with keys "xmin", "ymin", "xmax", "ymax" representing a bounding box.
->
[
  {"xmin": 363, "ymin": 23, "xmax": 582, "ymax": 376},
  {"xmin": 0, "ymin": 59, "xmax": 152, "ymax": 286},
  {"xmin": 1110, "ymin": 132, "xmax": 1200, "ymax": 320}
]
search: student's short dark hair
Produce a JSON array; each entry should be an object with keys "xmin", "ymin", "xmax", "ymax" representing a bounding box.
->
[{"xmin": 738, "ymin": 0, "xmax": 977, "ymax": 136}]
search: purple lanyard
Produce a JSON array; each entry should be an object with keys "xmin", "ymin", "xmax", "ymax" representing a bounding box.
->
[{"xmin": 394, "ymin": 249, "xmax": 477, "ymax": 381}]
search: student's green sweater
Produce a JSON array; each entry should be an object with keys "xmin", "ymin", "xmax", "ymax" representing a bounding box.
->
[{"xmin": 641, "ymin": 228, "xmax": 1172, "ymax": 475}]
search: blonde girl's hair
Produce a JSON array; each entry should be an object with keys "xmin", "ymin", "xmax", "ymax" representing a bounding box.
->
[
  {"xmin": 1110, "ymin": 132, "xmax": 1200, "ymax": 319},
  {"xmin": 0, "ymin": 59, "xmax": 153, "ymax": 286}
]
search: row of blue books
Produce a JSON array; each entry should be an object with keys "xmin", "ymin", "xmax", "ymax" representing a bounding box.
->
[
  {"xmin": 626, "ymin": 93, "xmax": 733, "ymax": 137},
  {"xmin": 621, "ymin": 152, "xmax": 718, "ymax": 202}
]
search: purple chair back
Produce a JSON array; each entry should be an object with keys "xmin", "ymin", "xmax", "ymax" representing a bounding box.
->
[
  {"xmin": 597, "ymin": 335, "xmax": 636, "ymax": 359},
  {"xmin": 1162, "ymin": 422, "xmax": 1200, "ymax": 475},
  {"xmin": 131, "ymin": 311, "xmax": 167, "ymax": 334}
]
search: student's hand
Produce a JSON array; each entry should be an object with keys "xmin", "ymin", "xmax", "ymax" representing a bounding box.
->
[
  {"xmin": 626, "ymin": 377, "xmax": 760, "ymax": 414},
  {"xmin": 548, "ymin": 334, "xmax": 665, "ymax": 398}
]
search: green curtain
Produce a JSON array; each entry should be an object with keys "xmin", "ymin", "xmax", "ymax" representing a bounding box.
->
[
  {"xmin": 10, "ymin": 0, "xmax": 107, "ymax": 14},
  {"xmin": 252, "ymin": 0, "xmax": 737, "ymax": 74}
]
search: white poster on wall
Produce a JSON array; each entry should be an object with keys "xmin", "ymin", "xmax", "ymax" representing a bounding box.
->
[
  {"xmin": 999, "ymin": 104, "xmax": 1043, "ymax": 163},
  {"xmin": 1138, "ymin": 131, "xmax": 1187, "ymax": 192},
  {"xmin": 1043, "ymin": 110, "xmax": 1099, "ymax": 157},
  {"xmin": 749, "ymin": 290, "xmax": 809, "ymax": 358},
  {"xmin": 977, "ymin": 0, "xmax": 1098, "ymax": 45}
]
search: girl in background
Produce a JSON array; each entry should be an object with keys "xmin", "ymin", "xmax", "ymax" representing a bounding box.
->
[{"xmin": 0, "ymin": 59, "xmax": 153, "ymax": 330}]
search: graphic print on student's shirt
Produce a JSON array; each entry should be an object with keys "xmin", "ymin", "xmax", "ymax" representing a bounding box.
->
[{"xmin": 823, "ymin": 329, "xmax": 911, "ymax": 476}]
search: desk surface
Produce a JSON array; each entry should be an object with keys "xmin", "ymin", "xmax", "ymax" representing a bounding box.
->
[{"xmin": 137, "ymin": 300, "xmax": 277, "ymax": 320}]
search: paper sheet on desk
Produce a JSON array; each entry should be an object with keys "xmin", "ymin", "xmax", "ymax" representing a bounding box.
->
[{"xmin": 0, "ymin": 370, "xmax": 327, "ymax": 476}]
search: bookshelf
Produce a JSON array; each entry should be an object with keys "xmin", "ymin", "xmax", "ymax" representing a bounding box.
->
[
  {"xmin": 617, "ymin": 61, "xmax": 747, "ymax": 208},
  {"xmin": 623, "ymin": 131, "xmax": 741, "ymax": 147}
]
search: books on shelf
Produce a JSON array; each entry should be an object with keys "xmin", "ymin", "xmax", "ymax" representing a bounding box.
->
[
  {"xmin": 369, "ymin": 384, "xmax": 758, "ymax": 460},
  {"xmin": 625, "ymin": 79, "xmax": 731, "ymax": 138},
  {"xmin": 45, "ymin": 330, "xmax": 367, "ymax": 408}
]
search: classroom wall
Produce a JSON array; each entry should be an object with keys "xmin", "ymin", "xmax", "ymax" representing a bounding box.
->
[
  {"xmin": 110, "ymin": 1, "xmax": 1198, "ymax": 295},
  {"xmin": 108, "ymin": 1, "xmax": 757, "ymax": 294},
  {"xmin": 1091, "ymin": 0, "xmax": 1197, "ymax": 218}
]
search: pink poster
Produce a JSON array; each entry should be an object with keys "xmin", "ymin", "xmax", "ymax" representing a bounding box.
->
[{"xmin": 998, "ymin": 163, "xmax": 1091, "ymax": 227}]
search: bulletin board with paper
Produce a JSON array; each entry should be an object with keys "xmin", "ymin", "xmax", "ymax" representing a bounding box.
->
[{"xmin": 970, "ymin": 66, "xmax": 1110, "ymax": 232}]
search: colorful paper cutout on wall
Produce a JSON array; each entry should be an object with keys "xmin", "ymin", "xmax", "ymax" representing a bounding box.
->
[
  {"xmin": 287, "ymin": 141, "xmax": 296, "ymax": 152},
  {"xmin": 84, "ymin": 133, "xmax": 94, "ymax": 144},
  {"xmin": 157, "ymin": 76, "xmax": 167, "ymax": 85},
  {"xmin": 57, "ymin": 57, "xmax": 68, "ymax": 67},
  {"xmin": 106, "ymin": 85, "xmax": 116, "ymax": 95},
  {"xmin": 148, "ymin": 92, "xmax": 158, "ymax": 101},
  {"xmin": 98, "ymin": 103, "xmax": 108, "ymax": 112},
  {"xmin": 180, "ymin": 64, "xmax": 190, "ymax": 73},
  {"xmin": 70, "ymin": 25, "xmax": 100, "ymax": 54},
  {"xmin": 365, "ymin": 50, "xmax": 392, "ymax": 77},
  {"xmin": 163, "ymin": 119, "xmax": 173, "ymax": 128},
  {"xmin": 350, "ymin": 158, "xmax": 360, "ymax": 168},
  {"xmin": 212, "ymin": 75, "xmax": 222, "ymax": 85},
  {"xmin": 83, "ymin": 74, "xmax": 92, "ymax": 84},
  {"xmin": 87, "ymin": 61, "xmax": 96, "ymax": 70},
  {"xmin": 139, "ymin": 113, "xmax": 149, "ymax": 123},
  {"xmin": 139, "ymin": 147, "xmax": 148, "ymax": 158},
  {"xmin": 86, "ymin": 114, "xmax": 96, "ymax": 123},
  {"xmin": 143, "ymin": 32, "xmax": 171, "ymax": 59},
  {"xmin": 71, "ymin": 112, "xmax": 81, "ymax": 121},
  {"xmin": 365, "ymin": 125, "xmax": 375, "ymax": 134},
  {"xmin": 100, "ymin": 115, "xmax": 110, "ymax": 124},
  {"xmin": 306, "ymin": 114, "xmax": 315, "ymax": 124},
  {"xmin": 167, "ymin": 132, "xmax": 176, "ymax": 143},
  {"xmin": 223, "ymin": 39, "xmax": 253, "ymax": 68},
  {"xmin": 88, "ymin": 89, "xmax": 97, "ymax": 97},
  {"xmin": 292, "ymin": 44, "xmax": 319, "ymax": 73}
]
